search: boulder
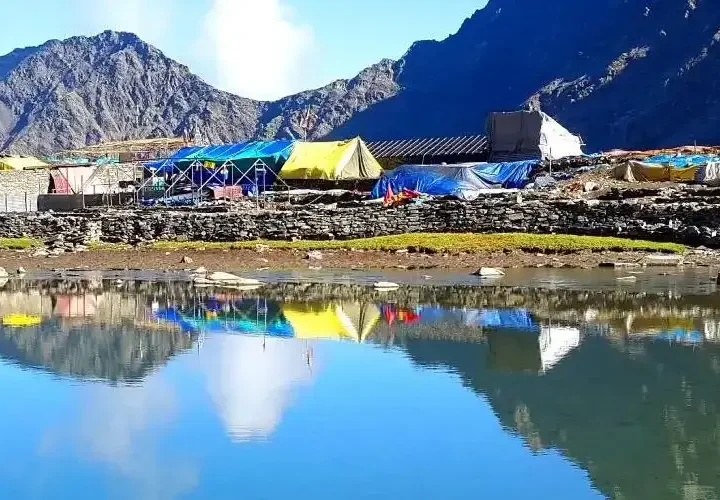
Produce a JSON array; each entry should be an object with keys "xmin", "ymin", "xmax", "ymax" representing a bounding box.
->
[
  {"xmin": 616, "ymin": 275, "xmax": 638, "ymax": 282},
  {"xmin": 305, "ymin": 250, "xmax": 324, "ymax": 261},
  {"xmin": 206, "ymin": 272, "xmax": 262, "ymax": 286},
  {"xmin": 16, "ymin": 267, "xmax": 26, "ymax": 275},
  {"xmin": 472, "ymin": 268, "xmax": 506, "ymax": 277},
  {"xmin": 643, "ymin": 255, "xmax": 684, "ymax": 267},
  {"xmin": 0, "ymin": 267, "xmax": 7, "ymax": 278},
  {"xmin": 181, "ymin": 256, "xmax": 194, "ymax": 264},
  {"xmin": 374, "ymin": 281, "xmax": 400, "ymax": 290}
]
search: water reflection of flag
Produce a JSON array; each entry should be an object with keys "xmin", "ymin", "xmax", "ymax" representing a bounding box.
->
[{"xmin": 382, "ymin": 305, "xmax": 420, "ymax": 325}]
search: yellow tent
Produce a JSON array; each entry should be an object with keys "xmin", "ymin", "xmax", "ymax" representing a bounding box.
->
[
  {"xmin": 281, "ymin": 302, "xmax": 381, "ymax": 342},
  {"xmin": 613, "ymin": 161, "xmax": 697, "ymax": 183},
  {"xmin": 279, "ymin": 138, "xmax": 383, "ymax": 180},
  {"xmin": 0, "ymin": 156, "xmax": 49, "ymax": 171},
  {"xmin": 3, "ymin": 313, "xmax": 42, "ymax": 327}
]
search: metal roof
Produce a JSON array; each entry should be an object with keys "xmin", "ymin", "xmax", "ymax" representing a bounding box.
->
[{"xmin": 367, "ymin": 135, "xmax": 488, "ymax": 159}]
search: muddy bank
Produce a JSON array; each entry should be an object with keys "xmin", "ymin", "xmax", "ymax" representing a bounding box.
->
[{"xmin": 0, "ymin": 247, "xmax": 718, "ymax": 273}]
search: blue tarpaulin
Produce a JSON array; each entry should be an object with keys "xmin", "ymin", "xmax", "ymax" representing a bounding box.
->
[
  {"xmin": 147, "ymin": 141, "xmax": 295, "ymax": 169},
  {"xmin": 414, "ymin": 306, "xmax": 538, "ymax": 332},
  {"xmin": 144, "ymin": 140, "xmax": 295, "ymax": 189},
  {"xmin": 371, "ymin": 161, "xmax": 536, "ymax": 200},
  {"xmin": 476, "ymin": 309, "xmax": 537, "ymax": 331},
  {"xmin": 645, "ymin": 154, "xmax": 720, "ymax": 168}
]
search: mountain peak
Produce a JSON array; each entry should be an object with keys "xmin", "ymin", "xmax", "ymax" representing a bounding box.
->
[{"xmin": 0, "ymin": 30, "xmax": 399, "ymax": 154}]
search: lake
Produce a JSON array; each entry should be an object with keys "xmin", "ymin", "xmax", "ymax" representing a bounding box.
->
[{"xmin": 0, "ymin": 274, "xmax": 719, "ymax": 499}]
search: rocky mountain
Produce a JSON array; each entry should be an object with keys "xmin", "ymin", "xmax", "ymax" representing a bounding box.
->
[
  {"xmin": 333, "ymin": 0, "xmax": 720, "ymax": 151},
  {"xmin": 0, "ymin": 31, "xmax": 399, "ymax": 154},
  {"xmin": 3, "ymin": 1, "xmax": 720, "ymax": 154}
]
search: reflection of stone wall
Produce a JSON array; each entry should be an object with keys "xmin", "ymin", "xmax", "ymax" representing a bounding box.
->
[
  {"xmin": 1, "ymin": 192, "xmax": 720, "ymax": 244},
  {"xmin": 0, "ymin": 291, "xmax": 52, "ymax": 317}
]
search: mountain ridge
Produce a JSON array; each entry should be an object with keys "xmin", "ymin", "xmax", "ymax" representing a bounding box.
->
[
  {"xmin": 0, "ymin": 30, "xmax": 400, "ymax": 154},
  {"xmin": 3, "ymin": 1, "xmax": 720, "ymax": 154}
]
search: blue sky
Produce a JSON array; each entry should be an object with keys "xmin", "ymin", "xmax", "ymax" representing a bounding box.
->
[{"xmin": 0, "ymin": 0, "xmax": 487, "ymax": 100}]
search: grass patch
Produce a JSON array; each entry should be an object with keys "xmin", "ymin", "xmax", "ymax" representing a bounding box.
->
[
  {"xmin": 148, "ymin": 233, "xmax": 684, "ymax": 254},
  {"xmin": 0, "ymin": 237, "xmax": 43, "ymax": 250}
]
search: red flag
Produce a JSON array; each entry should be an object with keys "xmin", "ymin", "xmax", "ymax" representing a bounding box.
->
[{"xmin": 383, "ymin": 184, "xmax": 395, "ymax": 206}]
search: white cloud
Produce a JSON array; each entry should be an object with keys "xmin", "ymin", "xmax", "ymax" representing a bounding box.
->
[
  {"xmin": 200, "ymin": 0, "xmax": 314, "ymax": 100},
  {"xmin": 76, "ymin": 0, "xmax": 315, "ymax": 100},
  {"xmin": 201, "ymin": 335, "xmax": 314, "ymax": 442}
]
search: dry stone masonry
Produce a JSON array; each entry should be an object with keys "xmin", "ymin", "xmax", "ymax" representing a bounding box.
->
[{"xmin": 0, "ymin": 193, "xmax": 718, "ymax": 247}]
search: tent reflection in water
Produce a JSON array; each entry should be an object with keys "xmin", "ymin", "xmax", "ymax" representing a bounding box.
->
[
  {"xmin": 279, "ymin": 138, "xmax": 383, "ymax": 180},
  {"xmin": 280, "ymin": 302, "xmax": 381, "ymax": 342},
  {"xmin": 488, "ymin": 325, "xmax": 580, "ymax": 374},
  {"xmin": 154, "ymin": 298, "xmax": 381, "ymax": 343}
]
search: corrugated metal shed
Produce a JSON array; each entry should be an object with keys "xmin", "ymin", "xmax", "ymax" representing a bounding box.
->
[{"xmin": 367, "ymin": 135, "xmax": 489, "ymax": 169}]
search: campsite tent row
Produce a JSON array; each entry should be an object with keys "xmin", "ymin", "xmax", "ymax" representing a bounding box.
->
[
  {"xmin": 147, "ymin": 137, "xmax": 540, "ymax": 199},
  {"xmin": 612, "ymin": 154, "xmax": 720, "ymax": 186},
  {"xmin": 146, "ymin": 137, "xmax": 383, "ymax": 182}
]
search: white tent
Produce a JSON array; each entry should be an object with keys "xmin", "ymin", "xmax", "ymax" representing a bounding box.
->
[
  {"xmin": 538, "ymin": 326, "xmax": 581, "ymax": 372},
  {"xmin": 487, "ymin": 110, "xmax": 584, "ymax": 162}
]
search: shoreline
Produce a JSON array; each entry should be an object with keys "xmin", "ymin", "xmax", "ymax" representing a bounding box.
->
[{"xmin": 0, "ymin": 246, "xmax": 716, "ymax": 273}]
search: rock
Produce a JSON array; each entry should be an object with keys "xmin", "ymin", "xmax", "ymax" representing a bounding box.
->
[
  {"xmin": 599, "ymin": 262, "xmax": 641, "ymax": 268},
  {"xmin": 643, "ymin": 255, "xmax": 684, "ymax": 267},
  {"xmin": 374, "ymin": 281, "xmax": 400, "ymax": 290},
  {"xmin": 74, "ymin": 244, "xmax": 88, "ymax": 252},
  {"xmin": 0, "ymin": 267, "xmax": 7, "ymax": 278},
  {"xmin": 16, "ymin": 267, "xmax": 26, "ymax": 275},
  {"xmin": 308, "ymin": 266, "xmax": 323, "ymax": 271},
  {"xmin": 32, "ymin": 249, "xmax": 49, "ymax": 258},
  {"xmin": 584, "ymin": 182, "xmax": 599, "ymax": 193},
  {"xmin": 206, "ymin": 272, "xmax": 262, "ymax": 286},
  {"xmin": 395, "ymin": 249, "xmax": 409, "ymax": 254},
  {"xmin": 181, "ymin": 256, "xmax": 194, "ymax": 264},
  {"xmin": 616, "ymin": 275, "xmax": 638, "ymax": 282},
  {"xmin": 305, "ymin": 250, "xmax": 324, "ymax": 261},
  {"xmin": 472, "ymin": 267, "xmax": 506, "ymax": 277},
  {"xmin": 255, "ymin": 244, "xmax": 270, "ymax": 253},
  {"xmin": 191, "ymin": 266, "xmax": 207, "ymax": 275}
]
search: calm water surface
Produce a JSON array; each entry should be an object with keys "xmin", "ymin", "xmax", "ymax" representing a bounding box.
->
[{"xmin": 1, "ymin": 276, "xmax": 719, "ymax": 499}]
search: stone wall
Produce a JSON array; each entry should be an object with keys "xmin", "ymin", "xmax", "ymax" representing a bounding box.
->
[
  {"xmin": 0, "ymin": 170, "xmax": 50, "ymax": 212},
  {"xmin": 0, "ymin": 193, "xmax": 718, "ymax": 246}
]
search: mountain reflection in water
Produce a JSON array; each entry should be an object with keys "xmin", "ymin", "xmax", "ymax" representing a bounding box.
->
[{"xmin": 0, "ymin": 279, "xmax": 719, "ymax": 499}]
